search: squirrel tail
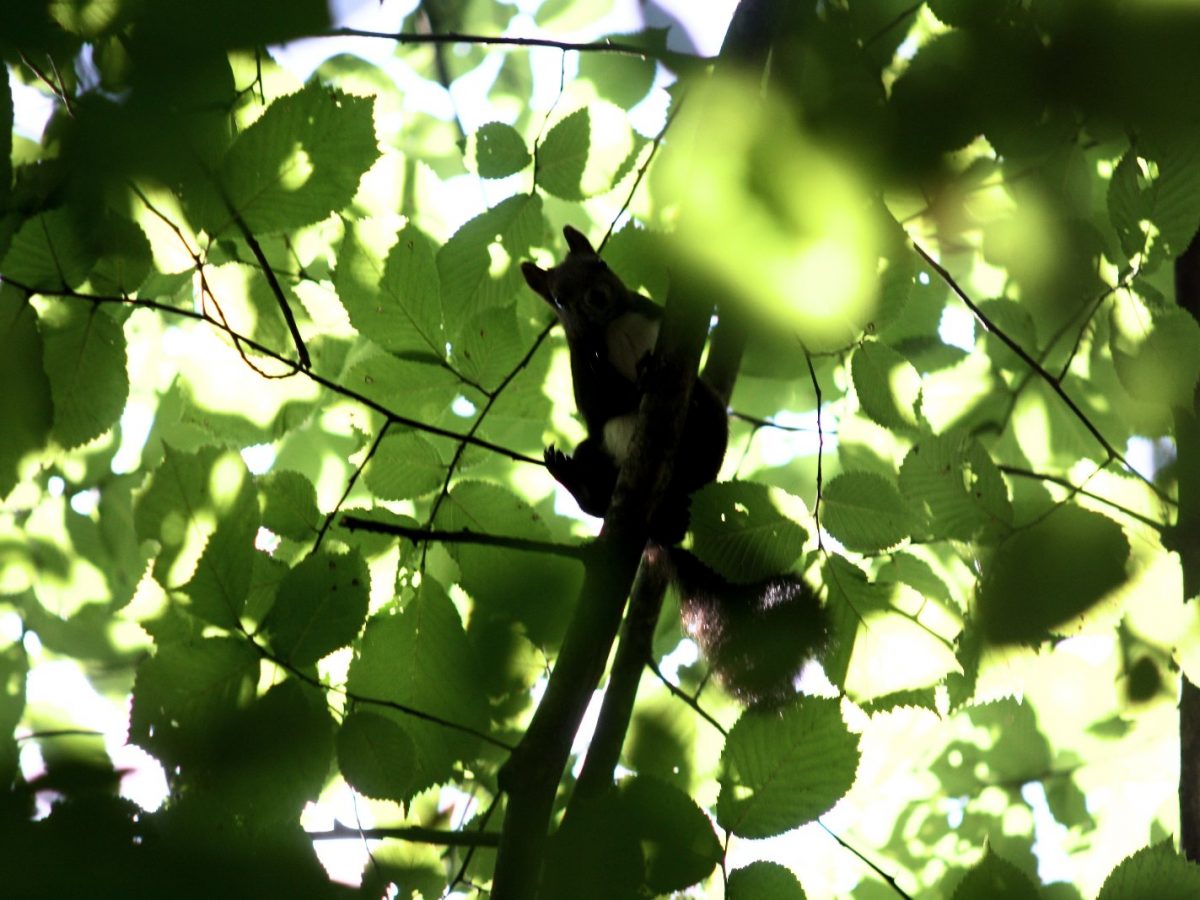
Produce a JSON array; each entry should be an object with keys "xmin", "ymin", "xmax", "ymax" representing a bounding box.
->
[{"xmin": 657, "ymin": 546, "xmax": 829, "ymax": 707}]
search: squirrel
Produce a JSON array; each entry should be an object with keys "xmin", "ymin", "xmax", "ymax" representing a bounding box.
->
[{"xmin": 523, "ymin": 226, "xmax": 828, "ymax": 706}]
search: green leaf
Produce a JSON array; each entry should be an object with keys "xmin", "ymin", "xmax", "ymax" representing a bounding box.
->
[
  {"xmin": 260, "ymin": 470, "xmax": 321, "ymax": 541},
  {"xmin": 0, "ymin": 208, "xmax": 96, "ymax": 290},
  {"xmin": 263, "ymin": 548, "xmax": 370, "ymax": 666},
  {"xmin": 345, "ymin": 580, "xmax": 490, "ymax": 802},
  {"xmin": 728, "ymin": 862, "xmax": 808, "ymax": 900},
  {"xmin": 821, "ymin": 471, "xmax": 911, "ymax": 552},
  {"xmin": 204, "ymin": 679, "xmax": 334, "ymax": 823},
  {"xmin": 335, "ymin": 221, "xmax": 446, "ymax": 359},
  {"xmin": 197, "ymin": 82, "xmax": 378, "ymax": 235},
  {"xmin": 180, "ymin": 464, "xmax": 259, "ymax": 627},
  {"xmin": 471, "ymin": 122, "xmax": 530, "ymax": 178},
  {"xmin": 1110, "ymin": 298, "xmax": 1200, "ymax": 410},
  {"xmin": 949, "ymin": 847, "xmax": 1039, "ymax": 899},
  {"xmin": 690, "ymin": 481, "xmax": 809, "ymax": 584},
  {"xmin": 621, "ymin": 777, "xmax": 722, "ymax": 893},
  {"xmin": 0, "ymin": 70, "xmax": 11, "ymax": 214},
  {"xmin": 717, "ymin": 697, "xmax": 859, "ymax": 838},
  {"xmin": 978, "ymin": 505, "xmax": 1129, "ymax": 643},
  {"xmin": 536, "ymin": 107, "xmax": 590, "ymax": 200},
  {"xmin": 577, "ymin": 32, "xmax": 660, "ymax": 110},
  {"xmin": 977, "ymin": 298, "xmax": 1036, "ymax": 372},
  {"xmin": 1108, "ymin": 136, "xmax": 1200, "ymax": 271},
  {"xmin": 364, "ymin": 431, "xmax": 445, "ymax": 500},
  {"xmin": 437, "ymin": 192, "xmax": 544, "ymax": 317},
  {"xmin": 0, "ymin": 643, "xmax": 28, "ymax": 783},
  {"xmin": 1097, "ymin": 841, "xmax": 1200, "ymax": 900},
  {"xmin": 0, "ymin": 285, "xmax": 52, "ymax": 498},
  {"xmin": 90, "ymin": 215, "xmax": 152, "ymax": 295},
  {"xmin": 899, "ymin": 432, "xmax": 1012, "ymax": 543},
  {"xmin": 436, "ymin": 481, "xmax": 581, "ymax": 645},
  {"xmin": 336, "ymin": 711, "xmax": 417, "ymax": 802},
  {"xmin": 542, "ymin": 776, "xmax": 721, "ymax": 898},
  {"xmin": 451, "ymin": 304, "xmax": 526, "ymax": 391},
  {"xmin": 345, "ymin": 351, "xmax": 463, "ymax": 421},
  {"xmin": 851, "ymin": 340, "xmax": 922, "ymax": 431},
  {"xmin": 40, "ymin": 301, "xmax": 128, "ymax": 449},
  {"xmin": 129, "ymin": 636, "xmax": 259, "ymax": 769}
]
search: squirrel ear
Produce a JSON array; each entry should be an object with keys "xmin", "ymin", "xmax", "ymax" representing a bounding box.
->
[
  {"xmin": 521, "ymin": 261, "xmax": 552, "ymax": 300},
  {"xmin": 562, "ymin": 225, "xmax": 596, "ymax": 257}
]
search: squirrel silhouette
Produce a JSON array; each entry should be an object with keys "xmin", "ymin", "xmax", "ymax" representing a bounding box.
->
[{"xmin": 523, "ymin": 226, "xmax": 827, "ymax": 706}]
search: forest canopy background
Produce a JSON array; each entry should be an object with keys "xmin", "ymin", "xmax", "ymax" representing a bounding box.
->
[{"xmin": 3, "ymin": 0, "xmax": 1200, "ymax": 898}]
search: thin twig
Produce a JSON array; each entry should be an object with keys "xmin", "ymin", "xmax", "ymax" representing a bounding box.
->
[
  {"xmin": 998, "ymin": 465, "xmax": 1171, "ymax": 530},
  {"xmin": 818, "ymin": 820, "xmax": 914, "ymax": 900},
  {"xmin": 308, "ymin": 821, "xmax": 499, "ymax": 847},
  {"xmin": 912, "ymin": 239, "xmax": 1171, "ymax": 503},
  {"xmin": 325, "ymin": 27, "xmax": 708, "ymax": 62},
  {"xmin": 646, "ymin": 658, "xmax": 727, "ymax": 736},
  {"xmin": 0, "ymin": 279, "xmax": 543, "ymax": 466},
  {"xmin": 341, "ymin": 516, "xmax": 587, "ymax": 560},
  {"xmin": 230, "ymin": 208, "xmax": 312, "ymax": 369}
]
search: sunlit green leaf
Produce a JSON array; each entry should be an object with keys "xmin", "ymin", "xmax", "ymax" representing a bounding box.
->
[
  {"xmin": 40, "ymin": 301, "xmax": 128, "ymax": 449},
  {"xmin": 717, "ymin": 697, "xmax": 859, "ymax": 838},
  {"xmin": 537, "ymin": 107, "xmax": 590, "ymax": 200},
  {"xmin": 364, "ymin": 431, "xmax": 445, "ymax": 500},
  {"xmin": 690, "ymin": 481, "xmax": 809, "ymax": 583},
  {"xmin": 1097, "ymin": 841, "xmax": 1200, "ymax": 899},
  {"xmin": 851, "ymin": 340, "xmax": 922, "ymax": 431},
  {"xmin": 899, "ymin": 432, "xmax": 1012, "ymax": 543},
  {"xmin": 948, "ymin": 846, "xmax": 1039, "ymax": 899},
  {"xmin": 471, "ymin": 122, "xmax": 530, "ymax": 179},
  {"xmin": 821, "ymin": 471, "xmax": 911, "ymax": 552}
]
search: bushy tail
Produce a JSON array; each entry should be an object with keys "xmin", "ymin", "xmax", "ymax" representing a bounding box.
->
[{"xmin": 660, "ymin": 547, "xmax": 829, "ymax": 707}]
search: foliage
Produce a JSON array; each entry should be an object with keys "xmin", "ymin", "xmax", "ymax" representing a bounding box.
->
[{"xmin": 3, "ymin": 0, "xmax": 1200, "ymax": 897}]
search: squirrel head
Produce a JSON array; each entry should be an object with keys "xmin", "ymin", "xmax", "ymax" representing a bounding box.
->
[{"xmin": 521, "ymin": 226, "xmax": 635, "ymax": 340}]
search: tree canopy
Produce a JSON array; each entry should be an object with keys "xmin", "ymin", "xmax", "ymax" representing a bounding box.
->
[{"xmin": 4, "ymin": 0, "xmax": 1200, "ymax": 897}]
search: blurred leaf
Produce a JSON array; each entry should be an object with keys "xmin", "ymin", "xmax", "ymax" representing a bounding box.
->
[
  {"xmin": 978, "ymin": 505, "xmax": 1129, "ymax": 643},
  {"xmin": 1110, "ymin": 298, "xmax": 1200, "ymax": 411},
  {"xmin": 0, "ymin": 285, "xmax": 52, "ymax": 498}
]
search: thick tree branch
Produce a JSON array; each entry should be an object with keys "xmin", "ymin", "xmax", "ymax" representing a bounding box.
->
[
  {"xmin": 571, "ymin": 547, "xmax": 671, "ymax": 800},
  {"xmin": 491, "ymin": 260, "xmax": 714, "ymax": 899},
  {"xmin": 1174, "ymin": 228, "xmax": 1200, "ymax": 860}
]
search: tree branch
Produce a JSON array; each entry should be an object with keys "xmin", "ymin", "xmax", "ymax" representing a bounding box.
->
[
  {"xmin": 340, "ymin": 516, "xmax": 587, "ymax": 560},
  {"xmin": 308, "ymin": 821, "xmax": 500, "ymax": 847}
]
